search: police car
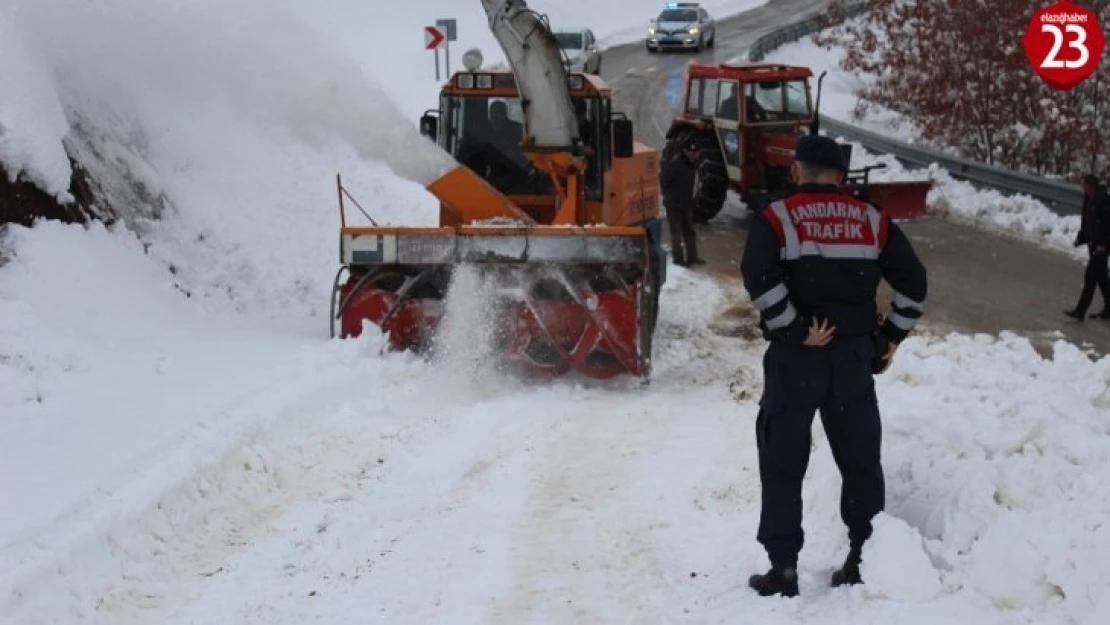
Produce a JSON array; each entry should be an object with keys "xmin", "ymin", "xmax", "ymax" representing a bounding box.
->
[{"xmin": 646, "ymin": 2, "xmax": 716, "ymax": 52}]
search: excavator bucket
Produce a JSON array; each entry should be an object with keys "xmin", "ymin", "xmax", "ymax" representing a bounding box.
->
[{"xmin": 330, "ymin": 173, "xmax": 658, "ymax": 380}]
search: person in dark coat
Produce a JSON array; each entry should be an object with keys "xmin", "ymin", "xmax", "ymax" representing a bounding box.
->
[
  {"xmin": 661, "ymin": 140, "xmax": 704, "ymax": 267},
  {"xmin": 740, "ymin": 134, "xmax": 928, "ymax": 598},
  {"xmin": 1066, "ymin": 174, "xmax": 1110, "ymax": 320}
]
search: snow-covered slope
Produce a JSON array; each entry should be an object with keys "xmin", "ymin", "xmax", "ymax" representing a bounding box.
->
[{"xmin": 3, "ymin": 1, "xmax": 1110, "ymax": 623}]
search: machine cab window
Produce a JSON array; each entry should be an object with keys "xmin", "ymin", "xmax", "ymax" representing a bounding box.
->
[
  {"xmin": 716, "ymin": 80, "xmax": 739, "ymax": 120},
  {"xmin": 684, "ymin": 78, "xmax": 719, "ymax": 118},
  {"xmin": 743, "ymin": 79, "xmax": 812, "ymax": 123},
  {"xmin": 443, "ymin": 92, "xmax": 604, "ymax": 198}
]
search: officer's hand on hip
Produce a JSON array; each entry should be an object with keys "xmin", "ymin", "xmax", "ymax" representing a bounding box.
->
[
  {"xmin": 875, "ymin": 341, "xmax": 897, "ymax": 373},
  {"xmin": 803, "ymin": 317, "xmax": 836, "ymax": 347}
]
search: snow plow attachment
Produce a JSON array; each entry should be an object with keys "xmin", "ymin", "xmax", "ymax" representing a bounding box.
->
[
  {"xmin": 329, "ymin": 172, "xmax": 660, "ymax": 381},
  {"xmin": 331, "ymin": 224, "xmax": 655, "ymax": 379},
  {"xmin": 843, "ymin": 164, "xmax": 932, "ymax": 221}
]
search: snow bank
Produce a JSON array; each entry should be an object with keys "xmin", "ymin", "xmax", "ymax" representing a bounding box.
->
[
  {"xmin": 1, "ymin": 0, "xmax": 451, "ymax": 326},
  {"xmin": 5, "ymin": 266, "xmax": 1110, "ymax": 623},
  {"xmin": 843, "ymin": 146, "xmax": 1085, "ymax": 260},
  {"xmin": 0, "ymin": 13, "xmax": 72, "ymax": 200}
]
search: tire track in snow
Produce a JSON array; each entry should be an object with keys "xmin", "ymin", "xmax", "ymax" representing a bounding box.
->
[
  {"xmin": 146, "ymin": 385, "xmax": 570, "ymax": 623},
  {"xmin": 0, "ymin": 350, "xmax": 440, "ymax": 624},
  {"xmin": 487, "ymin": 387, "xmax": 741, "ymax": 623}
]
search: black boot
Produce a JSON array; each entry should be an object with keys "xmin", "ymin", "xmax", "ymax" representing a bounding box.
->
[
  {"xmin": 1090, "ymin": 309, "xmax": 1110, "ymax": 319},
  {"xmin": 748, "ymin": 563, "xmax": 799, "ymax": 597},
  {"xmin": 830, "ymin": 546, "xmax": 863, "ymax": 587},
  {"xmin": 1065, "ymin": 308, "xmax": 1085, "ymax": 321}
]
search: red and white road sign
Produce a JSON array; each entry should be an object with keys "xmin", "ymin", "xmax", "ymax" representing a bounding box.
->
[
  {"xmin": 424, "ymin": 25, "xmax": 446, "ymax": 50},
  {"xmin": 1023, "ymin": 0, "xmax": 1105, "ymax": 91}
]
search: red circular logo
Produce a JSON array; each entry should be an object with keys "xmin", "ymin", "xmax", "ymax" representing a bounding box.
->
[{"xmin": 1023, "ymin": 0, "xmax": 1106, "ymax": 91}]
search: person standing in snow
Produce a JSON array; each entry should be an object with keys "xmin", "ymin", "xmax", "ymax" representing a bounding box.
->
[
  {"xmin": 739, "ymin": 134, "xmax": 928, "ymax": 598},
  {"xmin": 660, "ymin": 140, "xmax": 705, "ymax": 267},
  {"xmin": 1065, "ymin": 174, "xmax": 1110, "ymax": 320}
]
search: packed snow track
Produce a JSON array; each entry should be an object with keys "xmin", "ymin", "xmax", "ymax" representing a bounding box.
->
[{"xmin": 5, "ymin": 266, "xmax": 1110, "ymax": 624}]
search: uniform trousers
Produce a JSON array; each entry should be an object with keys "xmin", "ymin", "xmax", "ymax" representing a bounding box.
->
[{"xmin": 755, "ymin": 335, "xmax": 885, "ymax": 565}]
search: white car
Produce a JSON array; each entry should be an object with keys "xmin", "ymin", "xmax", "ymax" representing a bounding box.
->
[
  {"xmin": 646, "ymin": 2, "xmax": 716, "ymax": 52},
  {"xmin": 553, "ymin": 28, "xmax": 603, "ymax": 75}
]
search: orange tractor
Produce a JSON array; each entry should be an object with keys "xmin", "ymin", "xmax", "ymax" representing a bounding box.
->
[
  {"xmin": 662, "ymin": 62, "xmax": 933, "ymax": 222},
  {"xmin": 329, "ymin": 0, "xmax": 665, "ymax": 380}
]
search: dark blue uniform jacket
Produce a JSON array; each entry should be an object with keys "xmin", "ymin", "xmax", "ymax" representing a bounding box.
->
[{"xmin": 740, "ymin": 183, "xmax": 928, "ymax": 345}]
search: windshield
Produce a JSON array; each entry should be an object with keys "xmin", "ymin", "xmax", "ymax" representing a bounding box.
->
[
  {"xmin": 658, "ymin": 9, "xmax": 697, "ymax": 22},
  {"xmin": 744, "ymin": 79, "xmax": 812, "ymax": 122},
  {"xmin": 554, "ymin": 33, "xmax": 583, "ymax": 49},
  {"xmin": 443, "ymin": 94, "xmax": 603, "ymax": 197}
]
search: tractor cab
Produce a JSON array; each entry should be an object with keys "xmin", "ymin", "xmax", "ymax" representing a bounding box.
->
[
  {"xmin": 664, "ymin": 61, "xmax": 932, "ymax": 221},
  {"xmin": 417, "ymin": 57, "xmax": 638, "ymax": 225},
  {"xmin": 683, "ymin": 63, "xmax": 826, "ymax": 200}
]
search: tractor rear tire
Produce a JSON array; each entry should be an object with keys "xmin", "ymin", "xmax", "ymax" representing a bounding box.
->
[{"xmin": 661, "ymin": 126, "xmax": 729, "ymax": 223}]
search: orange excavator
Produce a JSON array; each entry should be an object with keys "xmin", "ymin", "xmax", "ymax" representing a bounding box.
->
[{"xmin": 329, "ymin": 0, "xmax": 666, "ymax": 380}]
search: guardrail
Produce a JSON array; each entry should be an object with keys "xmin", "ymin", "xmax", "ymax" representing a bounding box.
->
[{"xmin": 746, "ymin": 3, "xmax": 1084, "ymax": 215}]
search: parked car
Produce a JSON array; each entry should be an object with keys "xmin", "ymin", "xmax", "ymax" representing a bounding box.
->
[
  {"xmin": 553, "ymin": 28, "xmax": 602, "ymax": 74},
  {"xmin": 646, "ymin": 2, "xmax": 716, "ymax": 52}
]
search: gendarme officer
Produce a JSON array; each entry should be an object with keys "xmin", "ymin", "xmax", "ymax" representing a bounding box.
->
[{"xmin": 739, "ymin": 134, "xmax": 928, "ymax": 597}]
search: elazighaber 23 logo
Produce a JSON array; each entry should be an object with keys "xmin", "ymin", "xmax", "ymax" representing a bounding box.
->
[{"xmin": 1024, "ymin": 0, "xmax": 1106, "ymax": 91}]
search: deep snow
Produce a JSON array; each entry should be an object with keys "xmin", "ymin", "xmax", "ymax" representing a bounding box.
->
[{"xmin": 3, "ymin": 0, "xmax": 1110, "ymax": 623}]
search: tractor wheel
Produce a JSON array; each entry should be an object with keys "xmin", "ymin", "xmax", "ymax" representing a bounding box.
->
[{"xmin": 661, "ymin": 126, "xmax": 729, "ymax": 223}]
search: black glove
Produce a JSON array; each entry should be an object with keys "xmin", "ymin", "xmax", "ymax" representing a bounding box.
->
[{"xmin": 871, "ymin": 329, "xmax": 894, "ymax": 374}]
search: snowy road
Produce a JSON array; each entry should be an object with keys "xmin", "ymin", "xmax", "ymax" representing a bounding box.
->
[
  {"xmin": 4, "ymin": 0, "xmax": 1110, "ymax": 623},
  {"xmin": 597, "ymin": 0, "xmax": 1110, "ymax": 354},
  {"xmin": 6, "ymin": 265, "xmax": 1110, "ymax": 624}
]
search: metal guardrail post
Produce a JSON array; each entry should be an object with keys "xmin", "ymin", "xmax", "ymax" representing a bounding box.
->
[{"xmin": 744, "ymin": 2, "xmax": 1084, "ymax": 214}]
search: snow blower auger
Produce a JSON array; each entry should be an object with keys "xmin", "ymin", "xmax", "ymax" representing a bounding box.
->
[{"xmin": 330, "ymin": 0, "xmax": 666, "ymax": 381}]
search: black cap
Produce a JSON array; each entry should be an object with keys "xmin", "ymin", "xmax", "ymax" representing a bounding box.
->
[{"xmin": 794, "ymin": 134, "xmax": 849, "ymax": 172}]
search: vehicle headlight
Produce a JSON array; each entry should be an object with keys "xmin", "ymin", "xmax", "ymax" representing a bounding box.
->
[
  {"xmin": 688, "ymin": 27, "xmax": 699, "ymax": 34},
  {"xmin": 648, "ymin": 27, "xmax": 655, "ymax": 34}
]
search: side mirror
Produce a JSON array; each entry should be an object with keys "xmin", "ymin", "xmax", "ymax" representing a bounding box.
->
[
  {"xmin": 419, "ymin": 113, "xmax": 438, "ymax": 140},
  {"xmin": 612, "ymin": 118, "xmax": 634, "ymax": 158}
]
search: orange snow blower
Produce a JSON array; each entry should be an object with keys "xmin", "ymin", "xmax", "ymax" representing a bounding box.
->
[{"xmin": 329, "ymin": 1, "xmax": 665, "ymax": 380}]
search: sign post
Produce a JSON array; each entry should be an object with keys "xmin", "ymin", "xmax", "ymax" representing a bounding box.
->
[
  {"xmin": 424, "ymin": 25, "xmax": 447, "ymax": 80},
  {"xmin": 1023, "ymin": 0, "xmax": 1105, "ymax": 91},
  {"xmin": 436, "ymin": 18, "xmax": 458, "ymax": 75}
]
